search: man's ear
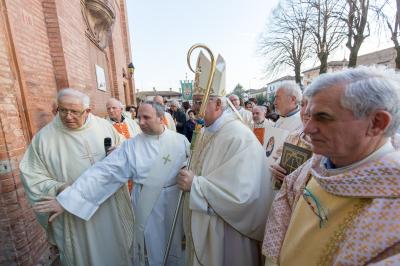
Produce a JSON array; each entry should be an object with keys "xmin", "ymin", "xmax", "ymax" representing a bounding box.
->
[
  {"xmin": 216, "ymin": 98, "xmax": 222, "ymax": 110},
  {"xmin": 367, "ymin": 110, "xmax": 391, "ymax": 136},
  {"xmin": 86, "ymin": 108, "xmax": 92, "ymax": 113}
]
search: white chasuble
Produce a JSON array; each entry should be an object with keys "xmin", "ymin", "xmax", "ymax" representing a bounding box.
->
[
  {"xmin": 183, "ymin": 111, "xmax": 274, "ymax": 266},
  {"xmin": 57, "ymin": 128, "xmax": 189, "ymax": 266},
  {"xmin": 20, "ymin": 114, "xmax": 133, "ymax": 266},
  {"xmin": 238, "ymin": 107, "xmax": 254, "ymax": 128},
  {"xmin": 274, "ymin": 111, "xmax": 302, "ymax": 132}
]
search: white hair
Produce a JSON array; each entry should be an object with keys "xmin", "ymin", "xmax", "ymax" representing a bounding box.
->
[
  {"xmin": 229, "ymin": 94, "xmax": 239, "ymax": 101},
  {"xmin": 57, "ymin": 88, "xmax": 90, "ymax": 108},
  {"xmin": 253, "ymin": 105, "xmax": 267, "ymax": 113},
  {"xmin": 276, "ymin": 81, "xmax": 302, "ymax": 103},
  {"xmin": 304, "ymin": 66, "xmax": 400, "ymax": 136},
  {"xmin": 170, "ymin": 100, "xmax": 180, "ymax": 107},
  {"xmin": 107, "ymin": 98, "xmax": 124, "ymax": 109},
  {"xmin": 210, "ymin": 96, "xmax": 228, "ymax": 111}
]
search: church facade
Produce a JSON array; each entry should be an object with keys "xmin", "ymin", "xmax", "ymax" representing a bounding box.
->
[{"xmin": 0, "ymin": 0, "xmax": 135, "ymax": 264}]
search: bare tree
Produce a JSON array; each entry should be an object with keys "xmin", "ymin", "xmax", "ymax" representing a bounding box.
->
[
  {"xmin": 375, "ymin": 0, "xmax": 400, "ymax": 69},
  {"xmin": 306, "ymin": 0, "xmax": 347, "ymax": 73},
  {"xmin": 259, "ymin": 0, "xmax": 312, "ymax": 84},
  {"xmin": 341, "ymin": 0, "xmax": 371, "ymax": 67}
]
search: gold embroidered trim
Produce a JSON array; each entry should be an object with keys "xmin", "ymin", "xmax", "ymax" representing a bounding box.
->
[{"xmin": 317, "ymin": 198, "xmax": 371, "ymax": 266}]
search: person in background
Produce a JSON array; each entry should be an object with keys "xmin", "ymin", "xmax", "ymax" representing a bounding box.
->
[
  {"xmin": 182, "ymin": 101, "xmax": 192, "ymax": 120},
  {"xmin": 245, "ymin": 100, "xmax": 255, "ymax": 112},
  {"xmin": 229, "ymin": 94, "xmax": 253, "ymax": 128},
  {"xmin": 183, "ymin": 110, "xmax": 196, "ymax": 142},
  {"xmin": 153, "ymin": 95, "xmax": 176, "ymax": 131},
  {"xmin": 126, "ymin": 105, "xmax": 138, "ymax": 120},
  {"xmin": 170, "ymin": 100, "xmax": 187, "ymax": 134}
]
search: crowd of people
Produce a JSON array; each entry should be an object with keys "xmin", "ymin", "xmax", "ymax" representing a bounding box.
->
[{"xmin": 19, "ymin": 59, "xmax": 400, "ymax": 266}]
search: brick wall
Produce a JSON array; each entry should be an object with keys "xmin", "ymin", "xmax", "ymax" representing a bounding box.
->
[
  {"xmin": 0, "ymin": 3, "xmax": 51, "ymax": 264},
  {"xmin": 0, "ymin": 0, "xmax": 135, "ymax": 264}
]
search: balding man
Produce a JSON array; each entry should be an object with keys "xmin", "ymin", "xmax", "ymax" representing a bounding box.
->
[
  {"xmin": 20, "ymin": 88, "xmax": 133, "ymax": 266},
  {"xmin": 273, "ymin": 82, "xmax": 302, "ymax": 131},
  {"xmin": 263, "ymin": 66, "xmax": 400, "ymax": 265},
  {"xmin": 229, "ymin": 94, "xmax": 253, "ymax": 128},
  {"xmin": 154, "ymin": 95, "xmax": 176, "ymax": 131},
  {"xmin": 252, "ymin": 105, "xmax": 273, "ymax": 149},
  {"xmin": 106, "ymin": 98, "xmax": 141, "ymax": 139}
]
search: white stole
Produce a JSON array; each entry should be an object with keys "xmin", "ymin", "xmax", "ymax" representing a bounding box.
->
[{"xmin": 133, "ymin": 133, "xmax": 184, "ymax": 265}]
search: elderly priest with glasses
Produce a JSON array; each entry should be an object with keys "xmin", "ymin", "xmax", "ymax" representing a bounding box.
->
[
  {"xmin": 20, "ymin": 88, "xmax": 134, "ymax": 266},
  {"xmin": 28, "ymin": 95, "xmax": 190, "ymax": 265}
]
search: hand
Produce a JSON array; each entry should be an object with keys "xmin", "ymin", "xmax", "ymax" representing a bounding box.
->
[
  {"xmin": 106, "ymin": 146, "xmax": 116, "ymax": 156},
  {"xmin": 270, "ymin": 164, "xmax": 287, "ymax": 181},
  {"xmin": 177, "ymin": 169, "xmax": 194, "ymax": 192},
  {"xmin": 33, "ymin": 196, "xmax": 64, "ymax": 222}
]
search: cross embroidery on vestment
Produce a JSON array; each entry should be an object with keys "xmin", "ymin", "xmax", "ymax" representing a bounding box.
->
[{"xmin": 163, "ymin": 154, "xmax": 171, "ymax": 165}]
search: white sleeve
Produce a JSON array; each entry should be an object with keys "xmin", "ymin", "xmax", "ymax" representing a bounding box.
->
[
  {"xmin": 57, "ymin": 141, "xmax": 136, "ymax": 220},
  {"xmin": 189, "ymin": 175, "xmax": 208, "ymax": 213}
]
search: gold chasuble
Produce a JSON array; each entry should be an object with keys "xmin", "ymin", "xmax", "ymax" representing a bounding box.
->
[
  {"xmin": 279, "ymin": 177, "xmax": 367, "ymax": 265},
  {"xmin": 263, "ymin": 142, "xmax": 400, "ymax": 265}
]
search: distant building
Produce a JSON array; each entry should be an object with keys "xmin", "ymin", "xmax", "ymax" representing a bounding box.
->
[
  {"xmin": 302, "ymin": 47, "xmax": 397, "ymax": 86},
  {"xmin": 137, "ymin": 89, "xmax": 182, "ymax": 102},
  {"xmin": 303, "ymin": 60, "xmax": 347, "ymax": 87},
  {"xmin": 247, "ymin": 88, "xmax": 268, "ymax": 99},
  {"xmin": 266, "ymin": 75, "xmax": 296, "ymax": 93},
  {"xmin": 357, "ymin": 47, "xmax": 396, "ymax": 68}
]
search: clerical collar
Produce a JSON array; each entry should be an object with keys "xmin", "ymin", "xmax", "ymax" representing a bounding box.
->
[
  {"xmin": 205, "ymin": 111, "xmax": 233, "ymax": 133},
  {"xmin": 323, "ymin": 140, "xmax": 394, "ymax": 170},
  {"xmin": 144, "ymin": 126, "xmax": 167, "ymax": 139},
  {"xmin": 256, "ymin": 120, "xmax": 265, "ymax": 125},
  {"xmin": 110, "ymin": 115, "xmax": 125, "ymax": 123},
  {"xmin": 281, "ymin": 106, "xmax": 300, "ymax": 118}
]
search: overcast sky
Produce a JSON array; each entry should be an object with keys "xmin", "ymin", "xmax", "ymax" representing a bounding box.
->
[{"xmin": 126, "ymin": 0, "xmax": 395, "ymax": 93}]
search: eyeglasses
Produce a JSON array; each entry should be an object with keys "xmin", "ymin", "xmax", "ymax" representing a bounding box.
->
[{"xmin": 58, "ymin": 107, "xmax": 86, "ymax": 117}]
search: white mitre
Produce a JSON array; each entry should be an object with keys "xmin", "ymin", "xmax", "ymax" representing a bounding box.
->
[{"xmin": 193, "ymin": 51, "xmax": 226, "ymax": 97}]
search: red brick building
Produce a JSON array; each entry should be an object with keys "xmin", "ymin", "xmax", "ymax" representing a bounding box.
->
[{"xmin": 0, "ymin": 0, "xmax": 135, "ymax": 264}]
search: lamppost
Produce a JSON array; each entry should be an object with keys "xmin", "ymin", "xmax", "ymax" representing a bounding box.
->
[
  {"xmin": 128, "ymin": 62, "xmax": 135, "ymax": 77},
  {"xmin": 127, "ymin": 62, "xmax": 136, "ymax": 105}
]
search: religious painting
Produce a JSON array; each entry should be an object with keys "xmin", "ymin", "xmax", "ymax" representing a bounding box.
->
[
  {"xmin": 265, "ymin": 136, "xmax": 275, "ymax": 157},
  {"xmin": 264, "ymin": 126, "xmax": 289, "ymax": 166},
  {"xmin": 95, "ymin": 64, "xmax": 107, "ymax": 91},
  {"xmin": 279, "ymin": 142, "xmax": 312, "ymax": 174}
]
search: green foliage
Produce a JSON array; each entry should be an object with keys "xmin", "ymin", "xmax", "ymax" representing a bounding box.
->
[
  {"xmin": 255, "ymin": 94, "xmax": 265, "ymax": 105},
  {"xmin": 232, "ymin": 83, "xmax": 245, "ymax": 99}
]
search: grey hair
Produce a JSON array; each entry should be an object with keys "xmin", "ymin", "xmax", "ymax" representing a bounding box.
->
[
  {"xmin": 142, "ymin": 100, "xmax": 165, "ymax": 118},
  {"xmin": 170, "ymin": 100, "xmax": 180, "ymax": 107},
  {"xmin": 228, "ymin": 94, "xmax": 239, "ymax": 100},
  {"xmin": 253, "ymin": 105, "xmax": 267, "ymax": 113},
  {"xmin": 304, "ymin": 66, "xmax": 400, "ymax": 136},
  {"xmin": 107, "ymin": 98, "xmax": 123, "ymax": 108},
  {"xmin": 57, "ymin": 88, "xmax": 90, "ymax": 108},
  {"xmin": 276, "ymin": 81, "xmax": 302, "ymax": 103},
  {"xmin": 210, "ymin": 96, "xmax": 229, "ymax": 111}
]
